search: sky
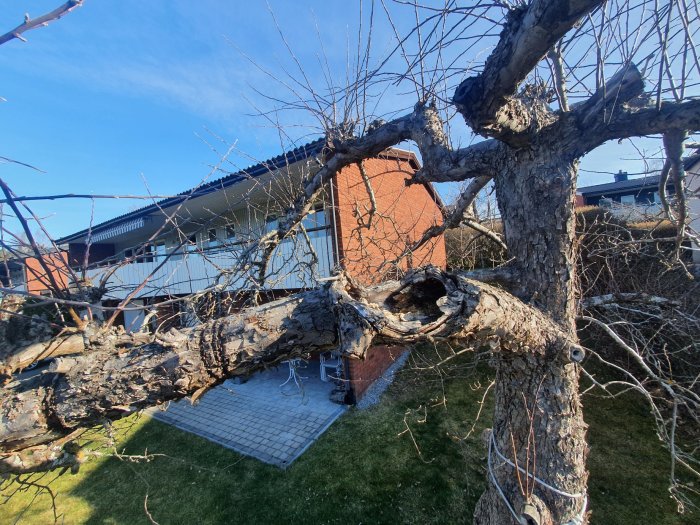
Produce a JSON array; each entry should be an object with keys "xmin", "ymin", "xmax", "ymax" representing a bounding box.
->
[{"xmin": 0, "ymin": 1, "xmax": 676, "ymax": 241}]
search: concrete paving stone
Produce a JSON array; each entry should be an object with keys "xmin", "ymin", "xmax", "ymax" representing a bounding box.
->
[{"xmin": 154, "ymin": 366, "xmax": 346, "ymax": 468}]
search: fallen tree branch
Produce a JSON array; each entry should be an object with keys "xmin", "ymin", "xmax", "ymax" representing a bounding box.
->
[
  {"xmin": 0, "ymin": 267, "xmax": 583, "ymax": 469},
  {"xmin": 0, "ymin": 333, "xmax": 85, "ymax": 378},
  {"xmin": 580, "ymin": 293, "xmax": 682, "ymax": 309},
  {"xmin": 0, "ymin": 329, "xmax": 157, "ymax": 378}
]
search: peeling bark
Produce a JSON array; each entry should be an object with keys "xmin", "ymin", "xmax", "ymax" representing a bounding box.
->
[
  {"xmin": 1, "ymin": 288, "xmax": 336, "ymax": 456},
  {"xmin": 0, "ymin": 268, "xmax": 585, "ymax": 474}
]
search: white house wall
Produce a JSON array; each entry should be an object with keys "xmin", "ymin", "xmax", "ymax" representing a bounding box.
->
[{"xmin": 87, "ymin": 209, "xmax": 335, "ymax": 300}]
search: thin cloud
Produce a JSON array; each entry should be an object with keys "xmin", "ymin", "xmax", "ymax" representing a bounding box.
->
[{"xmin": 106, "ymin": 59, "xmax": 257, "ymax": 121}]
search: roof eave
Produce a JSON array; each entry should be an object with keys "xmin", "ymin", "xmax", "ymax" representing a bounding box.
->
[{"xmin": 56, "ymin": 139, "xmax": 326, "ymax": 245}]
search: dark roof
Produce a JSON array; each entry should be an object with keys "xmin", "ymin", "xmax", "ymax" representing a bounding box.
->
[
  {"xmin": 578, "ymin": 151, "xmax": 700, "ymax": 197},
  {"xmin": 57, "ymin": 140, "xmax": 431, "ymax": 245},
  {"xmin": 57, "ymin": 139, "xmax": 327, "ymax": 244},
  {"xmin": 684, "ymin": 151, "xmax": 700, "ymax": 170},
  {"xmin": 578, "ymin": 174, "xmax": 662, "ymax": 196}
]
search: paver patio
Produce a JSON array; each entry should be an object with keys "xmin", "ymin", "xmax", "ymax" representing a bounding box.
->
[{"xmin": 149, "ymin": 361, "xmax": 346, "ymax": 468}]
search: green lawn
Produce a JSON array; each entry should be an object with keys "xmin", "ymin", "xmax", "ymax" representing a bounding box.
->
[{"xmin": 1, "ymin": 350, "xmax": 696, "ymax": 524}]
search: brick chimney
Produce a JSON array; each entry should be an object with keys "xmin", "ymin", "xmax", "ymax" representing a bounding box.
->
[{"xmin": 614, "ymin": 170, "xmax": 628, "ymax": 183}]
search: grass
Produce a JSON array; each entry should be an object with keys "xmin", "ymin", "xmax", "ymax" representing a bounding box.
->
[{"xmin": 1, "ymin": 349, "xmax": 697, "ymax": 524}]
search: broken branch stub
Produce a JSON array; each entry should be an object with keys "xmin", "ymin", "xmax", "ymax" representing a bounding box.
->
[{"xmin": 336, "ymin": 267, "xmax": 584, "ymax": 364}]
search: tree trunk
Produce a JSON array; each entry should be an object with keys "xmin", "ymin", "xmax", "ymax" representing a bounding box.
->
[{"xmin": 474, "ymin": 153, "xmax": 588, "ymax": 524}]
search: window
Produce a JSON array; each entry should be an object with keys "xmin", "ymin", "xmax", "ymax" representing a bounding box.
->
[
  {"xmin": 620, "ymin": 194, "xmax": 635, "ymax": 205},
  {"xmin": 136, "ymin": 244, "xmax": 154, "ymax": 263},
  {"xmin": 207, "ymin": 228, "xmax": 219, "ymax": 248},
  {"xmin": 225, "ymin": 225, "xmax": 236, "ymax": 240},
  {"xmin": 302, "ymin": 208, "xmax": 328, "ymax": 238},
  {"xmin": 302, "ymin": 208, "xmax": 327, "ymax": 230}
]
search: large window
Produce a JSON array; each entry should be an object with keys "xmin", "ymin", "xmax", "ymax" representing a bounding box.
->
[
  {"xmin": 301, "ymin": 208, "xmax": 329, "ymax": 238},
  {"xmin": 302, "ymin": 208, "xmax": 327, "ymax": 230}
]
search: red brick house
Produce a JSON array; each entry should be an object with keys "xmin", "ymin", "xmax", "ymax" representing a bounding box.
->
[
  {"xmin": 51, "ymin": 139, "xmax": 445, "ymax": 402},
  {"xmin": 331, "ymin": 153, "xmax": 445, "ymax": 400},
  {"xmin": 333, "ymin": 154, "xmax": 446, "ymax": 285}
]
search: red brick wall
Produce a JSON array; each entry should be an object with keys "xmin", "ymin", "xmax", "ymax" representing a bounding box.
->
[
  {"xmin": 346, "ymin": 345, "xmax": 407, "ymax": 401},
  {"xmin": 24, "ymin": 252, "xmax": 70, "ymax": 294},
  {"xmin": 332, "ymin": 153, "xmax": 446, "ymax": 285}
]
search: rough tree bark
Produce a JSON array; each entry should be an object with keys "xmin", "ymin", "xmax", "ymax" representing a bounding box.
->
[
  {"xmin": 2, "ymin": 1, "xmax": 700, "ymax": 523},
  {"xmin": 474, "ymin": 151, "xmax": 586, "ymax": 524},
  {"xmin": 1, "ymin": 269, "xmax": 584, "ymax": 476}
]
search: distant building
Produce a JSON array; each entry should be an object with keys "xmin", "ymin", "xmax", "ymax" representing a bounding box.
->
[
  {"xmin": 577, "ymin": 170, "xmax": 670, "ymax": 209},
  {"xmin": 683, "ymin": 151, "xmax": 700, "ymax": 266},
  {"xmin": 578, "ymin": 153, "xmax": 700, "ymax": 267}
]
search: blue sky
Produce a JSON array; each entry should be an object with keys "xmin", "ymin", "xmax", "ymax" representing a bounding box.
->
[{"xmin": 0, "ymin": 1, "xmax": 673, "ymax": 240}]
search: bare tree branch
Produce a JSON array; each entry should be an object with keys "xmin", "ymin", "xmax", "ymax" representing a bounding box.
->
[
  {"xmin": 453, "ymin": 0, "xmax": 605, "ymax": 140},
  {"xmin": 0, "ymin": 1, "xmax": 83, "ymax": 47}
]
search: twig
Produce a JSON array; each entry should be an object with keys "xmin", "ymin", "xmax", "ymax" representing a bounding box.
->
[{"xmin": 0, "ymin": 1, "xmax": 83, "ymax": 46}]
